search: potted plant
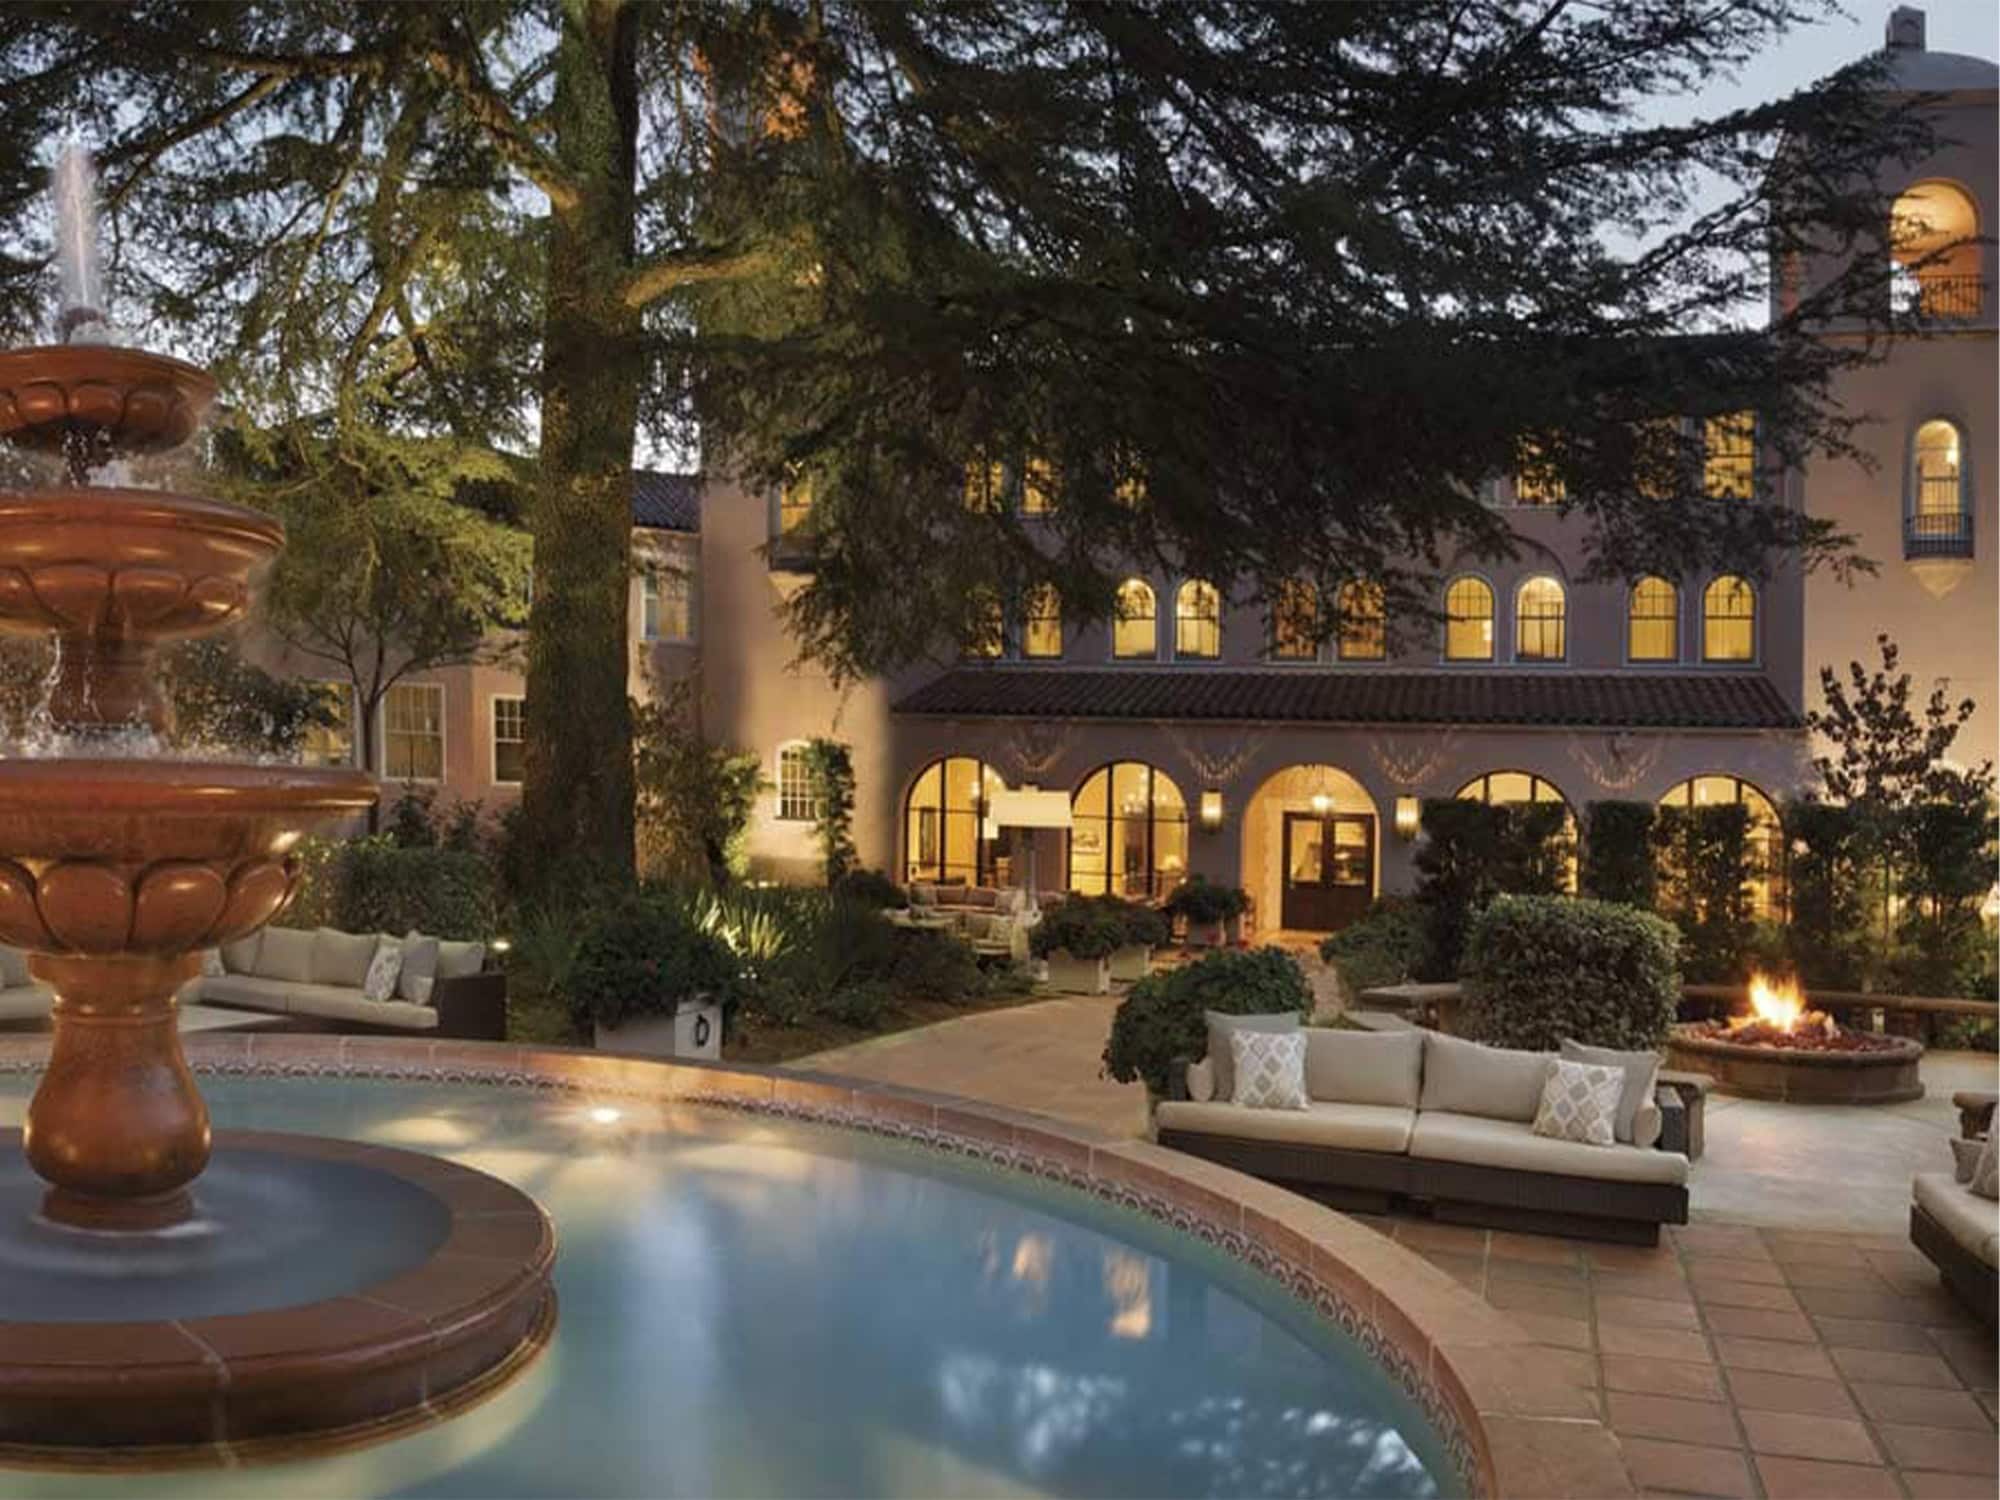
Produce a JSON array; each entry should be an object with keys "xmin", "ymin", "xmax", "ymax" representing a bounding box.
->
[
  {"xmin": 571, "ymin": 896, "xmax": 745, "ymax": 1058},
  {"xmin": 1099, "ymin": 897, "xmax": 1170, "ymax": 982},
  {"xmin": 1164, "ymin": 875, "xmax": 1248, "ymax": 949},
  {"xmin": 1029, "ymin": 899, "xmax": 1125, "ymax": 994}
]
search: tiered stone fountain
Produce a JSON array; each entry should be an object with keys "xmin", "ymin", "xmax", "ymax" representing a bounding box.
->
[{"xmin": 0, "ymin": 149, "xmax": 552, "ymax": 1457}]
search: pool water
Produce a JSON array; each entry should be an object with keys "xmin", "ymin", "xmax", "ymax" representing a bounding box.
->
[{"xmin": 0, "ymin": 1077, "xmax": 1457, "ymax": 1499}]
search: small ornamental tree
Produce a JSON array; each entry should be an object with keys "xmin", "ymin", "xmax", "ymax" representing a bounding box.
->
[
  {"xmin": 632, "ymin": 686, "xmax": 765, "ymax": 888},
  {"xmin": 801, "ymin": 738, "xmax": 858, "ymax": 887},
  {"xmin": 1781, "ymin": 800, "xmax": 1869, "ymax": 991}
]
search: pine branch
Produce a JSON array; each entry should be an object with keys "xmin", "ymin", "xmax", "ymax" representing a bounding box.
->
[
  {"xmin": 421, "ymin": 39, "xmax": 579, "ymax": 211},
  {"xmin": 620, "ymin": 244, "xmax": 777, "ymax": 308}
]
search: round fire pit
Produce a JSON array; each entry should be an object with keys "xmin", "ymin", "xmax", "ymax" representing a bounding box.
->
[{"xmin": 1666, "ymin": 1021, "xmax": 1925, "ymax": 1105}]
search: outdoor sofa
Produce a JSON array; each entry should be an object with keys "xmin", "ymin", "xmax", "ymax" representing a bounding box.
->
[
  {"xmin": 900, "ymin": 883, "xmax": 1033, "ymax": 963},
  {"xmin": 1910, "ymin": 1089, "xmax": 1998, "ymax": 1326},
  {"xmin": 184, "ymin": 926, "xmax": 506, "ymax": 1040},
  {"xmin": 1157, "ymin": 1027, "xmax": 1690, "ymax": 1244}
]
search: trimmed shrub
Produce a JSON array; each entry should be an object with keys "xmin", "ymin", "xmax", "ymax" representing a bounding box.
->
[
  {"xmin": 833, "ymin": 867, "xmax": 905, "ymax": 909},
  {"xmin": 1891, "ymin": 800, "xmax": 1998, "ymax": 998},
  {"xmin": 1581, "ymin": 801, "xmax": 1656, "ymax": 908},
  {"xmin": 889, "ymin": 929, "xmax": 987, "ymax": 1003},
  {"xmin": 1163, "ymin": 875, "xmax": 1248, "ymax": 925},
  {"xmin": 280, "ymin": 835, "xmax": 345, "ymax": 931},
  {"xmin": 569, "ymin": 896, "xmax": 745, "ymax": 1031},
  {"xmin": 333, "ymin": 841, "xmax": 497, "ymax": 940},
  {"xmin": 1461, "ymin": 894, "xmax": 1681, "ymax": 1052},
  {"xmin": 1782, "ymin": 799, "xmax": 1868, "ymax": 990},
  {"xmin": 1318, "ymin": 899, "xmax": 1431, "ymax": 995},
  {"xmin": 1413, "ymin": 799, "xmax": 1570, "ymax": 979},
  {"xmin": 1653, "ymin": 803, "xmax": 1752, "ymax": 982},
  {"xmin": 1031, "ymin": 898, "xmax": 1126, "ymax": 960},
  {"xmin": 1101, "ymin": 947, "xmax": 1311, "ymax": 1096}
]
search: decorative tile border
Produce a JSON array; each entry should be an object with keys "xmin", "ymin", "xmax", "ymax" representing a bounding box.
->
[{"xmin": 0, "ymin": 1034, "xmax": 1640, "ymax": 1498}]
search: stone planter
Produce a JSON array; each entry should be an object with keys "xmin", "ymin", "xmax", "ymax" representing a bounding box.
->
[
  {"xmin": 1044, "ymin": 950, "xmax": 1111, "ymax": 995},
  {"xmin": 595, "ymin": 998, "xmax": 724, "ymax": 1061},
  {"xmin": 1109, "ymin": 944, "xmax": 1153, "ymax": 983},
  {"xmin": 1184, "ymin": 919, "xmax": 1226, "ymax": 948}
]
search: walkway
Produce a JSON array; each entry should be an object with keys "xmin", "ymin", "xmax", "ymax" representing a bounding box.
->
[{"xmin": 792, "ymin": 994, "xmax": 1998, "ymax": 1497}]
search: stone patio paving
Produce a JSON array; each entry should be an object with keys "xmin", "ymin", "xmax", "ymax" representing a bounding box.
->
[{"xmin": 796, "ymin": 992, "xmax": 1999, "ymax": 1497}]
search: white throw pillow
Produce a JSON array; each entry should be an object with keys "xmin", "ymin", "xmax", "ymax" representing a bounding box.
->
[
  {"xmin": 398, "ymin": 932, "xmax": 440, "ymax": 1004},
  {"xmin": 363, "ymin": 937, "xmax": 404, "ymax": 1003},
  {"xmin": 1972, "ymin": 1133, "xmax": 1999, "ymax": 1202},
  {"xmin": 1185, "ymin": 1056, "xmax": 1215, "ymax": 1103},
  {"xmin": 199, "ymin": 948, "xmax": 224, "ymax": 979},
  {"xmin": 1532, "ymin": 1058, "xmax": 1624, "ymax": 1147},
  {"xmin": 1230, "ymin": 1030, "xmax": 1309, "ymax": 1111}
]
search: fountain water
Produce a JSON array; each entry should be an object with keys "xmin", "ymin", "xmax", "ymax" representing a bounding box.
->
[{"xmin": 0, "ymin": 149, "xmax": 552, "ymax": 1455}]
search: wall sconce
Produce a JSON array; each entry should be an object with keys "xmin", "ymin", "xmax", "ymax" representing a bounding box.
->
[
  {"xmin": 1395, "ymin": 796, "xmax": 1421, "ymax": 841},
  {"xmin": 1199, "ymin": 789, "xmax": 1224, "ymax": 829},
  {"xmin": 1309, "ymin": 792, "xmax": 1331, "ymax": 814}
]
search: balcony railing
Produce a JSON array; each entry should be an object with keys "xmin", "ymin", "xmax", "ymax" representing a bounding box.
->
[
  {"xmin": 1892, "ymin": 273, "xmax": 1989, "ymax": 320},
  {"xmin": 1905, "ymin": 508, "xmax": 1974, "ymax": 559}
]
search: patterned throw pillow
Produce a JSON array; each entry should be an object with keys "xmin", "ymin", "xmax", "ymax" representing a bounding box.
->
[
  {"xmin": 1972, "ymin": 1133, "xmax": 1999, "ymax": 1202},
  {"xmin": 1532, "ymin": 1058, "xmax": 1623, "ymax": 1147},
  {"xmin": 1230, "ymin": 1030, "xmax": 1309, "ymax": 1111},
  {"xmin": 363, "ymin": 937, "xmax": 405, "ymax": 1003}
]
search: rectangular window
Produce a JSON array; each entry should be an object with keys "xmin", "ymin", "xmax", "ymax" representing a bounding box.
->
[
  {"xmin": 300, "ymin": 680, "xmax": 354, "ymax": 767},
  {"xmin": 1628, "ymin": 579, "xmax": 1679, "ymax": 662},
  {"xmin": 383, "ymin": 682, "xmax": 444, "ymax": 781},
  {"xmin": 1703, "ymin": 412, "xmax": 1755, "ymax": 499},
  {"xmin": 641, "ymin": 563, "xmax": 693, "ymax": 642},
  {"xmin": 777, "ymin": 744, "xmax": 815, "ymax": 821},
  {"xmin": 778, "ymin": 473, "xmax": 813, "ymax": 535},
  {"xmin": 492, "ymin": 696, "xmax": 526, "ymax": 785}
]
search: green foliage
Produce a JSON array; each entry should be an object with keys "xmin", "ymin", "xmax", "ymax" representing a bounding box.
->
[
  {"xmin": 1319, "ymin": 900, "xmax": 1432, "ymax": 995},
  {"xmin": 160, "ymin": 640, "xmax": 337, "ymax": 757},
  {"xmin": 833, "ymin": 868, "xmax": 905, "ymax": 909},
  {"xmin": 1653, "ymin": 803, "xmax": 1753, "ymax": 983},
  {"xmin": 801, "ymin": 738, "xmax": 858, "ymax": 886},
  {"xmin": 569, "ymin": 895, "xmax": 746, "ymax": 1031},
  {"xmin": 1934, "ymin": 1016, "xmax": 1999, "ymax": 1054},
  {"xmin": 1030, "ymin": 898, "xmax": 1127, "ymax": 960},
  {"xmin": 1102, "ymin": 948, "xmax": 1311, "ymax": 1096},
  {"xmin": 888, "ymin": 930, "xmax": 985, "ymax": 1004},
  {"xmin": 1461, "ymin": 895, "xmax": 1682, "ymax": 1052},
  {"xmin": 1163, "ymin": 875, "xmax": 1248, "ymax": 925},
  {"xmin": 332, "ymin": 840, "xmax": 497, "ymax": 940},
  {"xmin": 1781, "ymin": 799, "xmax": 1869, "ymax": 990},
  {"xmin": 280, "ymin": 835, "xmax": 344, "ymax": 931},
  {"xmin": 1412, "ymin": 799, "xmax": 1571, "ymax": 980},
  {"xmin": 632, "ymin": 687, "xmax": 766, "ymax": 886},
  {"xmin": 1890, "ymin": 801, "xmax": 1998, "ymax": 999},
  {"xmin": 1581, "ymin": 801, "xmax": 1658, "ymax": 909}
]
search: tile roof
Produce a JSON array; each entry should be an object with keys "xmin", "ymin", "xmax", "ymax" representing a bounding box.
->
[
  {"xmin": 892, "ymin": 668, "xmax": 1802, "ymax": 730},
  {"xmin": 632, "ymin": 469, "xmax": 700, "ymax": 532}
]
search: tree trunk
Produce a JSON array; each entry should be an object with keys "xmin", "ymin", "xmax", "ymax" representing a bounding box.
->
[
  {"xmin": 519, "ymin": 0, "xmax": 643, "ymax": 895},
  {"xmin": 356, "ymin": 684, "xmax": 381, "ymax": 834}
]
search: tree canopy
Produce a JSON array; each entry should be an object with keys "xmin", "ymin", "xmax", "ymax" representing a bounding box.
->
[{"xmin": 0, "ymin": 0, "xmax": 1937, "ymax": 885}]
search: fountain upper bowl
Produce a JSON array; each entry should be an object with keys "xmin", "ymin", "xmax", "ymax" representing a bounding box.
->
[{"xmin": 0, "ymin": 346, "xmax": 216, "ymax": 457}]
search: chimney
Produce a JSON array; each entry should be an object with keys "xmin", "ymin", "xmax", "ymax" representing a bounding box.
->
[{"xmin": 1885, "ymin": 6, "xmax": 1926, "ymax": 51}]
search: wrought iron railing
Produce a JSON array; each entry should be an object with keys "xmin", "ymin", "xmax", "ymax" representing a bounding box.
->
[
  {"xmin": 1893, "ymin": 273, "xmax": 1988, "ymax": 320},
  {"xmin": 1905, "ymin": 507, "xmax": 1974, "ymax": 559}
]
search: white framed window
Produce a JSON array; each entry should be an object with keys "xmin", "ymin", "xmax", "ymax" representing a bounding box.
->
[
  {"xmin": 1514, "ymin": 576, "xmax": 1567, "ymax": 662},
  {"xmin": 300, "ymin": 680, "xmax": 354, "ymax": 767},
  {"xmin": 777, "ymin": 742, "xmax": 815, "ymax": 822},
  {"xmin": 492, "ymin": 695, "xmax": 526, "ymax": 785},
  {"xmin": 1112, "ymin": 578, "xmax": 1157, "ymax": 659},
  {"xmin": 641, "ymin": 563, "xmax": 694, "ymax": 642},
  {"xmin": 382, "ymin": 682, "xmax": 445, "ymax": 781}
]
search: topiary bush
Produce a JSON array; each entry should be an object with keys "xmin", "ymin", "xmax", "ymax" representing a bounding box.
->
[
  {"xmin": 1318, "ymin": 899, "xmax": 1432, "ymax": 995},
  {"xmin": 1101, "ymin": 946, "xmax": 1311, "ymax": 1095},
  {"xmin": 1581, "ymin": 801, "xmax": 1656, "ymax": 908},
  {"xmin": 1461, "ymin": 894, "xmax": 1681, "ymax": 1052},
  {"xmin": 1412, "ymin": 799, "xmax": 1571, "ymax": 980},
  {"xmin": 568, "ymin": 895, "xmax": 746, "ymax": 1032}
]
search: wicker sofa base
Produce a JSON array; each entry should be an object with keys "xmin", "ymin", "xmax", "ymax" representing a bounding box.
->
[
  {"xmin": 1157, "ymin": 1129, "xmax": 1688, "ymax": 1245},
  {"xmin": 1912, "ymin": 1202, "xmax": 1998, "ymax": 1327}
]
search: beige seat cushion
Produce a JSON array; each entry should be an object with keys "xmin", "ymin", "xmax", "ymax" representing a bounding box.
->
[
  {"xmin": 0, "ymin": 983, "xmax": 49, "ymax": 1022},
  {"xmin": 1410, "ymin": 1111, "xmax": 1688, "ymax": 1186},
  {"xmin": 1305, "ymin": 1028, "xmax": 1424, "ymax": 1108},
  {"xmin": 1915, "ymin": 1172, "xmax": 2000, "ymax": 1268},
  {"xmin": 251, "ymin": 927, "xmax": 315, "ymax": 984},
  {"xmin": 1155, "ymin": 1100, "xmax": 1416, "ymax": 1154},
  {"xmin": 310, "ymin": 928, "xmax": 379, "ymax": 989},
  {"xmin": 1419, "ymin": 1032, "xmax": 1553, "ymax": 1124},
  {"xmin": 283, "ymin": 988, "xmax": 439, "ymax": 1030}
]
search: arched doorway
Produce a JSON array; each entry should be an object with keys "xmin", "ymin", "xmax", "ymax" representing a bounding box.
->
[{"xmin": 1241, "ymin": 765, "xmax": 1378, "ymax": 933}]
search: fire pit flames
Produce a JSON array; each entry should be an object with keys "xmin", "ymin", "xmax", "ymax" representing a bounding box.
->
[{"xmin": 1721, "ymin": 972, "xmax": 1838, "ymax": 1045}]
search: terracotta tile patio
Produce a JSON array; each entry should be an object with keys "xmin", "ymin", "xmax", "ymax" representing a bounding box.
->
[{"xmin": 1353, "ymin": 1212, "xmax": 1998, "ymax": 1498}]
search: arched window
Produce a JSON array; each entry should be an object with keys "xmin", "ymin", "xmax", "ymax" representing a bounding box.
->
[
  {"xmin": 1174, "ymin": 580, "xmax": 1222, "ymax": 659},
  {"xmin": 1702, "ymin": 413, "xmax": 1756, "ymax": 499},
  {"xmin": 1628, "ymin": 576, "xmax": 1679, "ymax": 662},
  {"xmin": 1112, "ymin": 578, "xmax": 1157, "ymax": 659},
  {"xmin": 1909, "ymin": 419, "xmax": 1969, "ymax": 556},
  {"xmin": 1702, "ymin": 577, "xmax": 1755, "ymax": 662},
  {"xmin": 1336, "ymin": 581, "xmax": 1386, "ymax": 661},
  {"xmin": 1022, "ymin": 584, "xmax": 1062, "ymax": 659},
  {"xmin": 1272, "ymin": 579, "xmax": 1319, "ymax": 660},
  {"xmin": 1890, "ymin": 180, "xmax": 1982, "ymax": 317},
  {"xmin": 905, "ymin": 757, "xmax": 1009, "ymax": 887},
  {"xmin": 1070, "ymin": 762, "xmax": 1188, "ymax": 900},
  {"xmin": 1515, "ymin": 577, "xmax": 1566, "ymax": 661},
  {"xmin": 1658, "ymin": 776, "xmax": 1782, "ymax": 918},
  {"xmin": 1443, "ymin": 576, "xmax": 1494, "ymax": 661},
  {"xmin": 777, "ymin": 742, "xmax": 815, "ymax": 822}
]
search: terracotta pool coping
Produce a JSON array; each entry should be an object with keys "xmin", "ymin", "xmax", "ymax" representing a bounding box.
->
[{"xmin": 0, "ymin": 1032, "xmax": 1634, "ymax": 1497}]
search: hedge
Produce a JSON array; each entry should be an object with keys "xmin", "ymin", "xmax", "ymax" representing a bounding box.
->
[
  {"xmin": 1413, "ymin": 799, "xmax": 1571, "ymax": 979},
  {"xmin": 1580, "ymin": 800, "xmax": 1656, "ymax": 908},
  {"xmin": 287, "ymin": 839, "xmax": 498, "ymax": 941},
  {"xmin": 1461, "ymin": 894, "xmax": 1682, "ymax": 1052}
]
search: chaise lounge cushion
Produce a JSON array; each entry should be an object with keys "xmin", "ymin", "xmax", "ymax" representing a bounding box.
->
[
  {"xmin": 1419, "ymin": 1033, "xmax": 1553, "ymax": 1124},
  {"xmin": 1304, "ymin": 1028, "xmax": 1424, "ymax": 1108},
  {"xmin": 1914, "ymin": 1172, "xmax": 2000, "ymax": 1268},
  {"xmin": 1410, "ymin": 1111, "xmax": 1689, "ymax": 1186},
  {"xmin": 1156, "ymin": 1100, "xmax": 1417, "ymax": 1155}
]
